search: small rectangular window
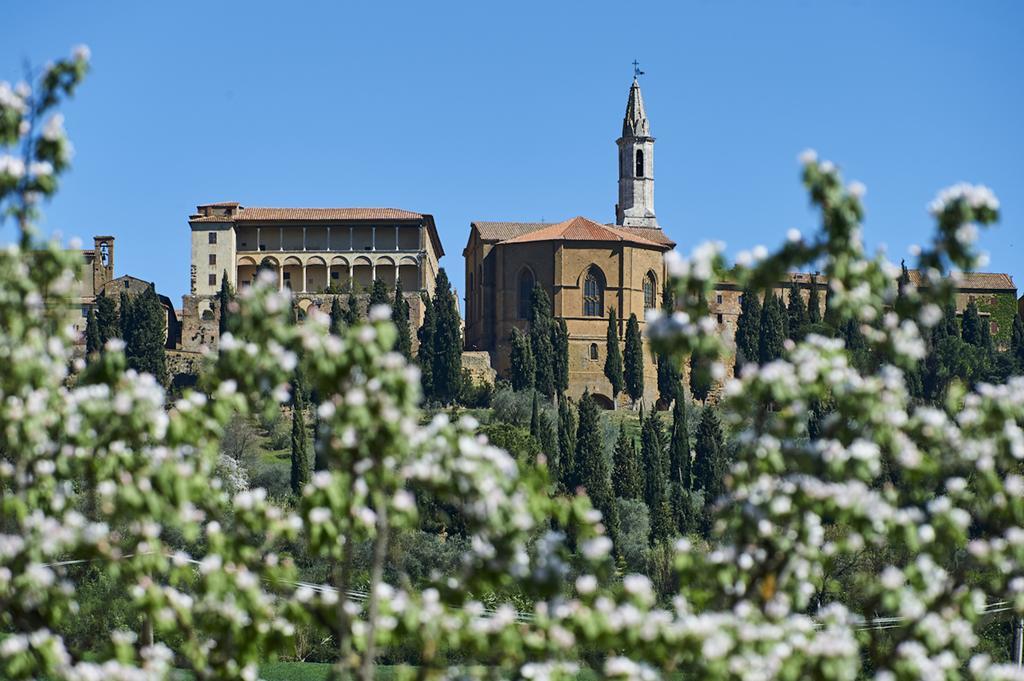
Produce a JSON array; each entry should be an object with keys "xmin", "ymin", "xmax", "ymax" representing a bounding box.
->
[
  {"xmin": 209, "ymin": 254, "xmax": 216, "ymax": 266},
  {"xmin": 717, "ymin": 313, "xmax": 724, "ymax": 324},
  {"xmin": 209, "ymin": 273, "xmax": 217, "ymax": 286},
  {"xmin": 716, "ymin": 294, "xmax": 723, "ymax": 305},
  {"xmin": 208, "ymin": 232, "xmax": 217, "ymax": 244}
]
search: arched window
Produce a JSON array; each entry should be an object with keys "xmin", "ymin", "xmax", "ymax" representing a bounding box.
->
[
  {"xmin": 635, "ymin": 149, "xmax": 644, "ymax": 178},
  {"xmin": 643, "ymin": 271, "xmax": 657, "ymax": 311},
  {"xmin": 590, "ymin": 343, "xmax": 599, "ymax": 360},
  {"xmin": 517, "ymin": 268, "xmax": 534, "ymax": 320},
  {"xmin": 583, "ymin": 267, "xmax": 604, "ymax": 317}
]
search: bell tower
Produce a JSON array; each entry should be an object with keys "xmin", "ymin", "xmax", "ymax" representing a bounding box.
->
[{"xmin": 615, "ymin": 72, "xmax": 657, "ymax": 228}]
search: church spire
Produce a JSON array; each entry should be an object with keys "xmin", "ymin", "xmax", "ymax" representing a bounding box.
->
[
  {"xmin": 622, "ymin": 78, "xmax": 650, "ymax": 138},
  {"xmin": 615, "ymin": 73, "xmax": 657, "ymax": 229}
]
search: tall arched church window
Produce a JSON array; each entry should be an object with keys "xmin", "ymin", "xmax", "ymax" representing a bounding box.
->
[
  {"xmin": 583, "ymin": 267, "xmax": 605, "ymax": 318},
  {"xmin": 517, "ymin": 268, "xmax": 534, "ymax": 320},
  {"xmin": 635, "ymin": 149, "xmax": 645, "ymax": 178},
  {"xmin": 643, "ymin": 271, "xmax": 657, "ymax": 310}
]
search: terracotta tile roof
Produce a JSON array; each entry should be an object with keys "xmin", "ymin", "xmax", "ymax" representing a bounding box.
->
[
  {"xmin": 471, "ymin": 221, "xmax": 551, "ymax": 242},
  {"xmin": 190, "ymin": 206, "xmax": 424, "ymax": 222},
  {"xmin": 498, "ymin": 216, "xmax": 670, "ymax": 249},
  {"xmin": 908, "ymin": 269, "xmax": 1016, "ymax": 291},
  {"xmin": 611, "ymin": 226, "xmax": 675, "ymax": 247}
]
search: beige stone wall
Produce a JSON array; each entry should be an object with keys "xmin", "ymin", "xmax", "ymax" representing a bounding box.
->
[
  {"xmin": 191, "ymin": 221, "xmax": 236, "ymax": 295},
  {"xmin": 472, "ymin": 237, "xmax": 667, "ymax": 408}
]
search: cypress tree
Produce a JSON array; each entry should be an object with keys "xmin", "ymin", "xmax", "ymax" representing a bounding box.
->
[
  {"xmin": 942, "ymin": 301, "xmax": 959, "ymax": 339},
  {"xmin": 551, "ymin": 318, "xmax": 570, "ymax": 395},
  {"xmin": 509, "ymin": 328, "xmax": 535, "ymax": 391},
  {"xmin": 119, "ymin": 291, "xmax": 132, "ymax": 340},
  {"xmin": 430, "ymin": 269, "xmax": 463, "ymax": 404},
  {"xmin": 289, "ymin": 377, "xmax": 310, "ymax": 496},
  {"xmin": 1012, "ymin": 313, "xmax": 1024, "ymax": 371},
  {"xmin": 734, "ymin": 287, "xmax": 762, "ymax": 372},
  {"xmin": 85, "ymin": 306, "xmax": 101, "ymax": 360},
  {"xmin": 656, "ymin": 281, "xmax": 680, "ymax": 407},
  {"xmin": 786, "ymin": 280, "xmax": 808, "ymax": 341},
  {"xmin": 417, "ymin": 291, "xmax": 436, "ymax": 399},
  {"xmin": 823, "ymin": 285, "xmax": 841, "ymax": 330},
  {"xmin": 529, "ymin": 284, "xmax": 555, "ymax": 397},
  {"xmin": 95, "ymin": 291, "xmax": 118, "ymax": 345},
  {"xmin": 344, "ymin": 293, "xmax": 360, "ymax": 326},
  {"xmin": 641, "ymin": 411, "xmax": 672, "ymax": 542},
  {"xmin": 604, "ymin": 307, "xmax": 624, "ymax": 403},
  {"xmin": 123, "ymin": 286, "xmax": 167, "ymax": 385},
  {"xmin": 612, "ymin": 424, "xmax": 642, "ymax": 500},
  {"xmin": 807, "ymin": 276, "xmax": 822, "ymax": 325},
  {"xmin": 368, "ymin": 278, "xmax": 391, "ymax": 310},
  {"xmin": 329, "ymin": 296, "xmax": 344, "ymax": 335},
  {"xmin": 392, "ymin": 278, "xmax": 413, "ymax": 359},
  {"xmin": 574, "ymin": 392, "xmax": 618, "ymax": 541},
  {"xmin": 623, "ymin": 313, "xmax": 644, "ymax": 406},
  {"xmin": 689, "ymin": 352, "xmax": 712, "ymax": 404},
  {"xmin": 758, "ymin": 293, "xmax": 786, "ymax": 364},
  {"xmin": 669, "ymin": 482, "xmax": 694, "ymax": 536},
  {"xmin": 557, "ymin": 394, "xmax": 578, "ymax": 492},
  {"xmin": 529, "ymin": 389, "xmax": 541, "ymax": 439},
  {"xmin": 217, "ymin": 271, "xmax": 234, "ymax": 337},
  {"xmin": 962, "ymin": 300, "xmax": 983, "ymax": 348},
  {"xmin": 692, "ymin": 408, "xmax": 725, "ymax": 505},
  {"xmin": 668, "ymin": 393, "xmax": 691, "ymax": 489}
]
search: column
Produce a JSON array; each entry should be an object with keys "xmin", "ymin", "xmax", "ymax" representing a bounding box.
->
[
  {"xmin": 371, "ymin": 226, "xmax": 377, "ymax": 251},
  {"xmin": 302, "ymin": 264, "xmax": 307, "ymax": 293},
  {"xmin": 348, "ymin": 263, "xmax": 353, "ymax": 286},
  {"xmin": 327, "ymin": 227, "xmax": 331, "ymax": 251},
  {"xmin": 372, "ymin": 261, "xmax": 377, "ymax": 282},
  {"xmin": 395, "ymin": 225, "xmax": 399, "ymax": 251},
  {"xmin": 277, "ymin": 266, "xmax": 283, "ymax": 291},
  {"xmin": 279, "ymin": 227, "xmax": 283, "ymax": 251},
  {"xmin": 256, "ymin": 227, "xmax": 261, "ymax": 251},
  {"xmin": 303, "ymin": 227, "xmax": 307, "ymax": 251},
  {"xmin": 349, "ymin": 227, "xmax": 354, "ymax": 251}
]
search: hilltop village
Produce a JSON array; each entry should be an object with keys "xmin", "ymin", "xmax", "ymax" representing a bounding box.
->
[{"xmin": 72, "ymin": 78, "xmax": 1021, "ymax": 405}]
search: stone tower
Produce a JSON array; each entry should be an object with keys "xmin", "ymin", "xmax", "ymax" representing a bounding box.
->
[
  {"xmin": 615, "ymin": 78, "xmax": 657, "ymax": 228},
  {"xmin": 92, "ymin": 235, "xmax": 114, "ymax": 293}
]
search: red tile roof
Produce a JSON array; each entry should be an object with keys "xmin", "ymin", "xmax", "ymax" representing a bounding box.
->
[
  {"xmin": 471, "ymin": 221, "xmax": 551, "ymax": 242},
  {"xmin": 498, "ymin": 216, "xmax": 669, "ymax": 249},
  {"xmin": 190, "ymin": 206, "xmax": 424, "ymax": 222},
  {"xmin": 908, "ymin": 269, "xmax": 1015, "ymax": 291}
]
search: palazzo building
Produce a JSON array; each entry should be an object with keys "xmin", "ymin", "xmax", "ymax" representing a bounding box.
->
[
  {"xmin": 464, "ymin": 77, "xmax": 673, "ymax": 408},
  {"xmin": 181, "ymin": 204, "xmax": 444, "ymax": 351}
]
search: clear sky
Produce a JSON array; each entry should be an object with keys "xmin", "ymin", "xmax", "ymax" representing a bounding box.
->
[{"xmin": 3, "ymin": 1, "xmax": 1022, "ymax": 307}]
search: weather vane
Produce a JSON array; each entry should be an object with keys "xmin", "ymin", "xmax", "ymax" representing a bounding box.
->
[{"xmin": 632, "ymin": 60, "xmax": 645, "ymax": 79}]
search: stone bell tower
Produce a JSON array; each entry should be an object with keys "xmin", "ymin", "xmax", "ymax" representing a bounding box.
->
[{"xmin": 615, "ymin": 76, "xmax": 658, "ymax": 228}]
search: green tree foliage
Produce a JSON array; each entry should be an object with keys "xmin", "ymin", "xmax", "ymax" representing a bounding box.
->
[
  {"xmin": 656, "ymin": 282, "xmax": 680, "ymax": 407},
  {"xmin": 758, "ymin": 293, "xmax": 786, "ymax": 364},
  {"xmin": 84, "ymin": 306, "xmax": 100, "ymax": 360},
  {"xmin": 692, "ymin": 407, "xmax": 725, "ymax": 506},
  {"xmin": 551, "ymin": 318, "xmax": 570, "ymax": 395},
  {"xmin": 430, "ymin": 269, "xmax": 462, "ymax": 404},
  {"xmin": 604, "ymin": 307, "xmax": 624, "ymax": 402},
  {"xmin": 641, "ymin": 411, "xmax": 672, "ymax": 542},
  {"xmin": 807, "ymin": 276, "xmax": 822, "ymax": 324},
  {"xmin": 623, "ymin": 313, "xmax": 645, "ymax": 405},
  {"xmin": 734, "ymin": 287, "xmax": 762, "ymax": 372},
  {"xmin": 122, "ymin": 286, "xmax": 167, "ymax": 385},
  {"xmin": 479, "ymin": 422, "xmax": 541, "ymax": 464},
  {"xmin": 217, "ymin": 271, "xmax": 235, "ymax": 336},
  {"xmin": 529, "ymin": 389, "xmax": 540, "ymax": 439},
  {"xmin": 612, "ymin": 424, "xmax": 642, "ymax": 500},
  {"xmin": 669, "ymin": 482, "xmax": 695, "ymax": 536},
  {"xmin": 289, "ymin": 376, "xmax": 310, "ymax": 496},
  {"xmin": 329, "ymin": 296, "xmax": 344, "ymax": 335},
  {"xmin": 509, "ymin": 328, "xmax": 535, "ymax": 392},
  {"xmin": 529, "ymin": 284, "xmax": 555, "ymax": 397},
  {"xmin": 391, "ymin": 278, "xmax": 413, "ymax": 359},
  {"xmin": 668, "ymin": 393, "xmax": 691, "ymax": 489},
  {"xmin": 689, "ymin": 350, "xmax": 712, "ymax": 404},
  {"xmin": 368, "ymin": 278, "xmax": 392, "ymax": 310},
  {"xmin": 95, "ymin": 291, "xmax": 118, "ymax": 345},
  {"xmin": 557, "ymin": 394, "xmax": 577, "ymax": 492},
  {"xmin": 786, "ymin": 280, "xmax": 808, "ymax": 341},
  {"xmin": 574, "ymin": 391, "xmax": 618, "ymax": 541},
  {"xmin": 1012, "ymin": 313, "xmax": 1024, "ymax": 370},
  {"xmin": 961, "ymin": 300, "xmax": 983, "ymax": 348},
  {"xmin": 118, "ymin": 291, "xmax": 131, "ymax": 340},
  {"xmin": 344, "ymin": 292, "xmax": 360, "ymax": 326},
  {"xmin": 416, "ymin": 291, "xmax": 435, "ymax": 399}
]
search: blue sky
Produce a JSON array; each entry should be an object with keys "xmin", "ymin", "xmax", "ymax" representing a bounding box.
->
[{"xmin": 3, "ymin": 1, "xmax": 1022, "ymax": 306}]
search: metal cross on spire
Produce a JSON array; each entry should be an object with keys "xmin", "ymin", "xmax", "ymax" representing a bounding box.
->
[{"xmin": 632, "ymin": 60, "xmax": 645, "ymax": 79}]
